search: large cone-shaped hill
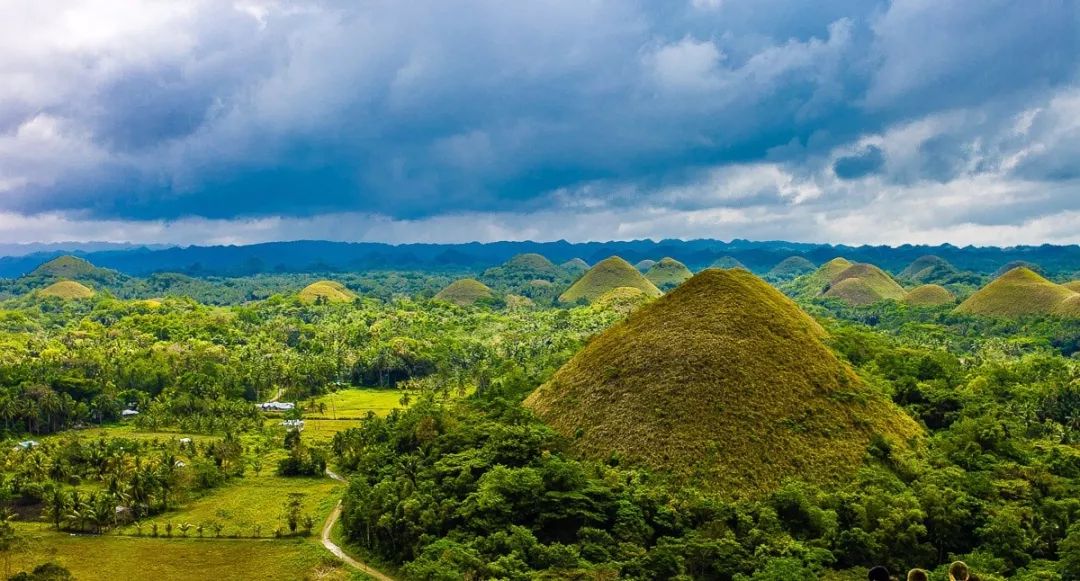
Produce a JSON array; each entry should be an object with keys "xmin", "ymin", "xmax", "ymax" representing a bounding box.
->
[
  {"xmin": 36, "ymin": 280, "xmax": 95, "ymax": 299},
  {"xmin": 822, "ymin": 263, "xmax": 906, "ymax": 305},
  {"xmin": 299, "ymin": 280, "xmax": 357, "ymax": 303},
  {"xmin": 768, "ymin": 256, "xmax": 815, "ymax": 279},
  {"xmin": 435, "ymin": 279, "xmax": 495, "ymax": 306},
  {"xmin": 903, "ymin": 284, "xmax": 956, "ymax": 306},
  {"xmin": 645, "ymin": 257, "xmax": 693, "ymax": 291},
  {"xmin": 955, "ymin": 267, "xmax": 1078, "ymax": 318},
  {"xmin": 559, "ymin": 257, "xmax": 661, "ymax": 304},
  {"xmin": 527, "ymin": 269, "xmax": 922, "ymax": 495}
]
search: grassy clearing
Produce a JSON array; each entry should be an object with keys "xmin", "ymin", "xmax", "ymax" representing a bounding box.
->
[
  {"xmin": 118, "ymin": 472, "xmax": 341, "ymax": 537},
  {"xmin": 9, "ymin": 522, "xmax": 360, "ymax": 581},
  {"xmin": 308, "ymin": 389, "xmax": 405, "ymax": 419}
]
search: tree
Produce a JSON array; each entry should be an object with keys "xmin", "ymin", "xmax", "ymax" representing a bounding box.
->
[{"xmin": 284, "ymin": 493, "xmax": 305, "ymax": 535}]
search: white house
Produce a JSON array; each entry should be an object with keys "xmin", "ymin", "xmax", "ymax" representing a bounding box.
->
[
  {"xmin": 14, "ymin": 440, "xmax": 38, "ymax": 450},
  {"xmin": 281, "ymin": 419, "xmax": 305, "ymax": 431},
  {"xmin": 258, "ymin": 402, "xmax": 295, "ymax": 412},
  {"xmin": 121, "ymin": 409, "xmax": 140, "ymax": 417}
]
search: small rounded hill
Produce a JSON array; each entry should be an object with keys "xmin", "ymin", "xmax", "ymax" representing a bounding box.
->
[
  {"xmin": 486, "ymin": 253, "xmax": 561, "ymax": 281},
  {"xmin": 527, "ymin": 269, "xmax": 922, "ymax": 495},
  {"xmin": 634, "ymin": 259, "xmax": 656, "ymax": 272},
  {"xmin": 559, "ymin": 257, "xmax": 661, "ymax": 304},
  {"xmin": 37, "ymin": 280, "xmax": 95, "ymax": 300},
  {"xmin": 709, "ymin": 256, "xmax": 746, "ymax": 270},
  {"xmin": 298, "ymin": 280, "xmax": 357, "ymax": 304},
  {"xmin": 903, "ymin": 284, "xmax": 956, "ymax": 307},
  {"xmin": 993, "ymin": 261, "xmax": 1042, "ymax": 278},
  {"xmin": 822, "ymin": 263, "xmax": 906, "ymax": 305},
  {"xmin": 560, "ymin": 258, "xmax": 590, "ymax": 276},
  {"xmin": 899, "ymin": 255, "xmax": 958, "ymax": 283},
  {"xmin": 31, "ymin": 255, "xmax": 99, "ymax": 278},
  {"xmin": 435, "ymin": 278, "xmax": 495, "ymax": 306},
  {"xmin": 591, "ymin": 286, "xmax": 653, "ymax": 315},
  {"xmin": 768, "ymin": 256, "xmax": 816, "ymax": 279},
  {"xmin": 956, "ymin": 267, "xmax": 1078, "ymax": 318},
  {"xmin": 645, "ymin": 257, "xmax": 693, "ymax": 291}
]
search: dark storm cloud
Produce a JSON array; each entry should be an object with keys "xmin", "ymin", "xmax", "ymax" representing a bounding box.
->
[{"xmin": 0, "ymin": 0, "xmax": 1076, "ymax": 240}]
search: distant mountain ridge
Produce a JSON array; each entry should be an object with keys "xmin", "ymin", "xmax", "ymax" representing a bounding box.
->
[{"xmin": 0, "ymin": 239, "xmax": 1077, "ymax": 278}]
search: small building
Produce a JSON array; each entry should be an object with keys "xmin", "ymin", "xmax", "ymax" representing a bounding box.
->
[
  {"xmin": 281, "ymin": 419, "xmax": 305, "ymax": 431},
  {"xmin": 14, "ymin": 440, "xmax": 38, "ymax": 450},
  {"xmin": 179, "ymin": 438, "xmax": 192, "ymax": 444},
  {"xmin": 121, "ymin": 409, "xmax": 140, "ymax": 417},
  {"xmin": 258, "ymin": 402, "xmax": 295, "ymax": 412}
]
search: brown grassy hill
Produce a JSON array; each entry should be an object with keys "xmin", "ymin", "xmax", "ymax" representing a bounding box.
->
[
  {"xmin": 903, "ymin": 284, "xmax": 956, "ymax": 307},
  {"xmin": 37, "ymin": 280, "xmax": 95, "ymax": 299},
  {"xmin": 298, "ymin": 280, "xmax": 357, "ymax": 303},
  {"xmin": 559, "ymin": 257, "xmax": 661, "ymax": 304},
  {"xmin": 526, "ymin": 269, "xmax": 922, "ymax": 495},
  {"xmin": 1064, "ymin": 281, "xmax": 1080, "ymax": 292},
  {"xmin": 822, "ymin": 263, "xmax": 906, "ymax": 305},
  {"xmin": 645, "ymin": 257, "xmax": 693, "ymax": 291},
  {"xmin": 955, "ymin": 267, "xmax": 1077, "ymax": 318},
  {"xmin": 435, "ymin": 279, "xmax": 495, "ymax": 306}
]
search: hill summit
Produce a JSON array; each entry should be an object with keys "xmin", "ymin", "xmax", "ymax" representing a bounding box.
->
[
  {"xmin": 31, "ymin": 255, "xmax": 100, "ymax": 278},
  {"xmin": 435, "ymin": 278, "xmax": 495, "ymax": 306},
  {"xmin": 899, "ymin": 255, "xmax": 958, "ymax": 283},
  {"xmin": 527, "ymin": 269, "xmax": 921, "ymax": 494},
  {"xmin": 560, "ymin": 258, "xmax": 589, "ymax": 276},
  {"xmin": 822, "ymin": 263, "xmax": 907, "ymax": 306},
  {"xmin": 768, "ymin": 256, "xmax": 816, "ymax": 279},
  {"xmin": 298, "ymin": 280, "xmax": 357, "ymax": 303},
  {"xmin": 903, "ymin": 284, "xmax": 956, "ymax": 307},
  {"xmin": 645, "ymin": 257, "xmax": 693, "ymax": 291},
  {"xmin": 955, "ymin": 267, "xmax": 1078, "ymax": 318},
  {"xmin": 485, "ymin": 253, "xmax": 561, "ymax": 282},
  {"xmin": 36, "ymin": 280, "xmax": 95, "ymax": 299},
  {"xmin": 559, "ymin": 257, "xmax": 661, "ymax": 304},
  {"xmin": 709, "ymin": 256, "xmax": 746, "ymax": 270}
]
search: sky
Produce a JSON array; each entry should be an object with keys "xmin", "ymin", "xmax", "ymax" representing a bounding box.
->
[{"xmin": 0, "ymin": 0, "xmax": 1077, "ymax": 247}]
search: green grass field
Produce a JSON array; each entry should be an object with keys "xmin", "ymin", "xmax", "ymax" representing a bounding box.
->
[
  {"xmin": 308, "ymin": 389, "xmax": 406, "ymax": 419},
  {"xmin": 9, "ymin": 522, "xmax": 365, "ymax": 580},
  {"xmin": 117, "ymin": 472, "xmax": 341, "ymax": 537}
]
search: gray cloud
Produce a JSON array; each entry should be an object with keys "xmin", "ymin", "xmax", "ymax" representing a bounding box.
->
[{"xmin": 0, "ymin": 0, "xmax": 1076, "ymax": 244}]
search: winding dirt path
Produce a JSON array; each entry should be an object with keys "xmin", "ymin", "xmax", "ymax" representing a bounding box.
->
[{"xmin": 322, "ymin": 468, "xmax": 394, "ymax": 581}]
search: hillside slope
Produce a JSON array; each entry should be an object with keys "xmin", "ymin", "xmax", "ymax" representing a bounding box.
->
[
  {"xmin": 435, "ymin": 279, "xmax": 495, "ymax": 306},
  {"xmin": 299, "ymin": 280, "xmax": 357, "ymax": 303}
]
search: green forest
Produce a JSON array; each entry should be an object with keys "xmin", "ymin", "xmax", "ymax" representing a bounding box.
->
[{"xmin": 0, "ymin": 253, "xmax": 1079, "ymax": 580}]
